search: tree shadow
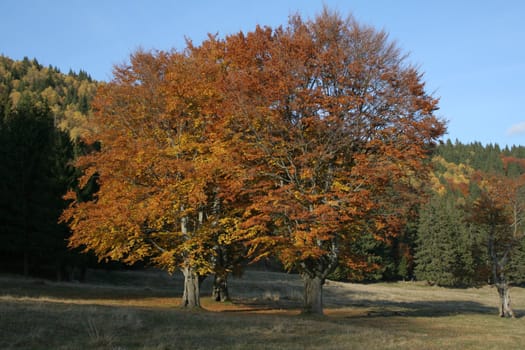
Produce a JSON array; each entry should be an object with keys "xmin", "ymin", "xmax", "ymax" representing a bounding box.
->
[
  {"xmin": 321, "ymin": 283, "xmax": 525, "ymax": 318},
  {"xmin": 0, "ymin": 274, "xmax": 180, "ymax": 302},
  {"xmin": 225, "ymin": 275, "xmax": 524, "ymax": 318},
  {"xmin": 3, "ymin": 270, "xmax": 523, "ymax": 319},
  {"xmin": 336, "ymin": 299, "xmax": 499, "ymax": 318}
]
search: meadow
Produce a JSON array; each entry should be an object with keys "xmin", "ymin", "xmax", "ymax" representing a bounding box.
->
[{"xmin": 1, "ymin": 268, "xmax": 525, "ymax": 349}]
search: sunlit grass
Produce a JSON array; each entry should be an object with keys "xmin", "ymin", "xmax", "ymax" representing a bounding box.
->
[{"xmin": 1, "ymin": 269, "xmax": 525, "ymax": 349}]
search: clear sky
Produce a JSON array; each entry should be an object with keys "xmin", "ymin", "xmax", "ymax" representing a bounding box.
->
[{"xmin": 1, "ymin": 0, "xmax": 524, "ymax": 147}]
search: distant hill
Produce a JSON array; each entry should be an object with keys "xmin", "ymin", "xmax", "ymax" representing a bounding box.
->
[{"xmin": 0, "ymin": 55, "xmax": 98, "ymax": 139}]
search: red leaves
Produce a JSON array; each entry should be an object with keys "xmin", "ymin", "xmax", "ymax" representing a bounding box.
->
[{"xmin": 224, "ymin": 11, "xmax": 444, "ymax": 275}]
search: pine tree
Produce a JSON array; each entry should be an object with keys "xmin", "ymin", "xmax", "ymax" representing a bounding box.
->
[
  {"xmin": 0, "ymin": 97, "xmax": 54, "ymax": 275},
  {"xmin": 415, "ymin": 193, "xmax": 476, "ymax": 287}
]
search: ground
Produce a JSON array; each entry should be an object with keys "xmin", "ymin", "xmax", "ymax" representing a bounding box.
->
[{"xmin": 1, "ymin": 268, "xmax": 525, "ymax": 349}]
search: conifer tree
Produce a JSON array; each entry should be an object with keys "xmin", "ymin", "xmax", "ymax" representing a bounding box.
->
[
  {"xmin": 415, "ymin": 193, "xmax": 476, "ymax": 287},
  {"xmin": 0, "ymin": 96, "xmax": 74, "ymax": 276}
]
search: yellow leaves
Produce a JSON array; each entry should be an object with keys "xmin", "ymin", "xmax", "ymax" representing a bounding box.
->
[
  {"xmin": 332, "ymin": 180, "xmax": 351, "ymax": 193},
  {"xmin": 9, "ymin": 90, "xmax": 21, "ymax": 107},
  {"xmin": 431, "ymin": 156, "xmax": 474, "ymax": 199},
  {"xmin": 40, "ymin": 86, "xmax": 59, "ymax": 105},
  {"xmin": 429, "ymin": 173, "xmax": 446, "ymax": 196},
  {"xmin": 152, "ymin": 250, "xmax": 178, "ymax": 274},
  {"xmin": 436, "ymin": 156, "xmax": 474, "ymax": 185},
  {"xmin": 216, "ymin": 217, "xmax": 242, "ymax": 244},
  {"xmin": 58, "ymin": 108, "xmax": 91, "ymax": 140},
  {"xmin": 247, "ymin": 235, "xmax": 284, "ymax": 263}
]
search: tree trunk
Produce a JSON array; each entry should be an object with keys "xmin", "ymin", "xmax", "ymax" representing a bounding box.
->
[
  {"xmin": 488, "ymin": 232, "xmax": 515, "ymax": 318},
  {"xmin": 497, "ymin": 283, "xmax": 515, "ymax": 318},
  {"xmin": 212, "ymin": 272, "xmax": 230, "ymax": 302},
  {"xmin": 181, "ymin": 266, "xmax": 201, "ymax": 308},
  {"xmin": 302, "ymin": 274, "xmax": 324, "ymax": 315},
  {"xmin": 179, "ymin": 211, "xmax": 202, "ymax": 308}
]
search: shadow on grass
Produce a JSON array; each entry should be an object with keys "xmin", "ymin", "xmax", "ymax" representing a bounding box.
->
[
  {"xmin": 322, "ymin": 283, "xmax": 525, "ymax": 318},
  {"xmin": 3, "ymin": 270, "xmax": 523, "ymax": 320},
  {"xmin": 218, "ymin": 293, "xmax": 507, "ymax": 319},
  {"xmin": 0, "ymin": 274, "xmax": 181, "ymax": 302},
  {"xmin": 339, "ymin": 299, "xmax": 499, "ymax": 318}
]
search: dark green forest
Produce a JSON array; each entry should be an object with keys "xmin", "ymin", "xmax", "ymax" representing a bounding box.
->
[
  {"xmin": 414, "ymin": 141, "xmax": 525, "ymax": 290},
  {"xmin": 1, "ymin": 55, "xmax": 525, "ymax": 291},
  {"xmin": 0, "ymin": 56, "xmax": 98, "ymax": 280}
]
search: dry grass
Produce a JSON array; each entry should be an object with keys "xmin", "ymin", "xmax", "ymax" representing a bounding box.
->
[{"xmin": 1, "ymin": 269, "xmax": 525, "ymax": 349}]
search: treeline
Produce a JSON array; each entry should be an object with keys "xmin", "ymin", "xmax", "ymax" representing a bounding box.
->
[
  {"xmin": 0, "ymin": 55, "xmax": 99, "ymax": 280},
  {"xmin": 2, "ymin": 54, "xmax": 525, "ymax": 291},
  {"xmin": 415, "ymin": 141, "xmax": 525, "ymax": 285},
  {"xmin": 416, "ymin": 141, "xmax": 525, "ymax": 317},
  {"xmin": 330, "ymin": 140, "xmax": 525, "ymax": 283}
]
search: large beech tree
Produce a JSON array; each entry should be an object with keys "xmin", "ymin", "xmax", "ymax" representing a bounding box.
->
[
  {"xmin": 63, "ymin": 9, "xmax": 444, "ymax": 313},
  {"xmin": 62, "ymin": 49, "xmax": 245, "ymax": 308},
  {"xmin": 217, "ymin": 10, "xmax": 444, "ymax": 314}
]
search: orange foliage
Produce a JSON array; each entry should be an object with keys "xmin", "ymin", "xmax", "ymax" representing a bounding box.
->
[
  {"xmin": 61, "ymin": 49, "xmax": 245, "ymax": 276},
  {"xmin": 62, "ymin": 10, "xmax": 445, "ymax": 295},
  {"xmin": 216, "ymin": 10, "xmax": 444, "ymax": 278}
]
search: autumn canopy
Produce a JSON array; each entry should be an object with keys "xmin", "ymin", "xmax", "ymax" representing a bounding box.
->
[{"xmin": 62, "ymin": 9, "xmax": 445, "ymax": 314}]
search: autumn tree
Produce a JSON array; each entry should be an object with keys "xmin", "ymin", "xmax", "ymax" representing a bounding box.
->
[
  {"xmin": 62, "ymin": 10, "xmax": 444, "ymax": 313},
  {"xmin": 62, "ymin": 49, "xmax": 246, "ymax": 307},
  {"xmin": 218, "ymin": 10, "xmax": 444, "ymax": 314},
  {"xmin": 467, "ymin": 158, "xmax": 525, "ymax": 318}
]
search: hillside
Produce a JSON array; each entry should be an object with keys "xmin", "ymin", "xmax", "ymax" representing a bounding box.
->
[{"xmin": 0, "ymin": 55, "xmax": 98, "ymax": 279}]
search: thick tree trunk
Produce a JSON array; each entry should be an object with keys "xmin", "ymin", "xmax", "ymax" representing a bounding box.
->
[
  {"xmin": 302, "ymin": 274, "xmax": 324, "ymax": 315},
  {"xmin": 181, "ymin": 266, "xmax": 201, "ymax": 308},
  {"xmin": 299, "ymin": 241, "xmax": 338, "ymax": 315},
  {"xmin": 497, "ymin": 284, "xmax": 515, "ymax": 318},
  {"xmin": 212, "ymin": 272, "xmax": 230, "ymax": 302}
]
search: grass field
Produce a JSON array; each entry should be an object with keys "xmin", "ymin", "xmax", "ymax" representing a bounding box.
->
[{"xmin": 1, "ymin": 269, "xmax": 525, "ymax": 349}]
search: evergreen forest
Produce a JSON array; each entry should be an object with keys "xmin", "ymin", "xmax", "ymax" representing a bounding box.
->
[{"xmin": 0, "ymin": 55, "xmax": 98, "ymax": 280}]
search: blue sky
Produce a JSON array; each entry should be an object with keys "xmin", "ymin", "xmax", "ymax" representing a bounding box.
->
[{"xmin": 1, "ymin": 1, "xmax": 524, "ymax": 147}]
